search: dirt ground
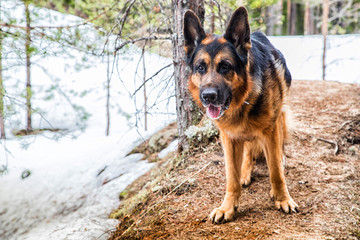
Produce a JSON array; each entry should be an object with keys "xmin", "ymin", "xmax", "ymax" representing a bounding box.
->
[{"xmin": 109, "ymin": 80, "xmax": 360, "ymax": 239}]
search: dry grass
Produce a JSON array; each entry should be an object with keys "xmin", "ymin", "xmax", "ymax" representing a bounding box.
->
[{"xmin": 109, "ymin": 80, "xmax": 360, "ymax": 240}]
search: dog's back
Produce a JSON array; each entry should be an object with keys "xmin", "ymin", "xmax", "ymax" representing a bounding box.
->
[{"xmin": 250, "ymin": 31, "xmax": 292, "ymax": 88}]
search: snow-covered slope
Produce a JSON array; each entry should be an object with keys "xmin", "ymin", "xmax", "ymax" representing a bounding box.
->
[{"xmin": 0, "ymin": 1, "xmax": 175, "ymax": 239}]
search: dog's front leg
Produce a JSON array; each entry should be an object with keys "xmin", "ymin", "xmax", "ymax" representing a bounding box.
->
[
  {"xmin": 210, "ymin": 131, "xmax": 244, "ymax": 224},
  {"xmin": 263, "ymin": 121, "xmax": 298, "ymax": 213}
]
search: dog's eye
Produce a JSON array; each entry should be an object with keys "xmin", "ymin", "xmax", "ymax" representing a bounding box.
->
[
  {"xmin": 218, "ymin": 62, "xmax": 232, "ymax": 74},
  {"xmin": 196, "ymin": 64, "xmax": 206, "ymax": 74},
  {"xmin": 221, "ymin": 63, "xmax": 231, "ymax": 71}
]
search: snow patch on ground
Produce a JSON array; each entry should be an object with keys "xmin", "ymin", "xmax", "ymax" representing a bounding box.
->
[{"xmin": 0, "ymin": 1, "xmax": 174, "ymax": 239}]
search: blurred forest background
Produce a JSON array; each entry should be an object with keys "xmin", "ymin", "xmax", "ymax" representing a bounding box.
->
[{"xmin": 34, "ymin": 0, "xmax": 360, "ymax": 36}]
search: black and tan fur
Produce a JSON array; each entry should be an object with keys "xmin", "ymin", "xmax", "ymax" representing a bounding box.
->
[{"xmin": 184, "ymin": 7, "xmax": 298, "ymax": 224}]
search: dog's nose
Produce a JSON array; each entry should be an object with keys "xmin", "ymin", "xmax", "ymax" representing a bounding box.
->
[{"xmin": 201, "ymin": 88, "xmax": 218, "ymax": 104}]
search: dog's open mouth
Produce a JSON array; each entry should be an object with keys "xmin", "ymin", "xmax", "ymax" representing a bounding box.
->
[
  {"xmin": 206, "ymin": 104, "xmax": 228, "ymax": 120},
  {"xmin": 206, "ymin": 105, "xmax": 222, "ymax": 119},
  {"xmin": 202, "ymin": 92, "xmax": 231, "ymax": 120}
]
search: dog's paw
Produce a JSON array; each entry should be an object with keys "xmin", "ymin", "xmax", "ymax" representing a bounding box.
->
[
  {"xmin": 270, "ymin": 189, "xmax": 299, "ymax": 213},
  {"xmin": 274, "ymin": 197, "xmax": 299, "ymax": 213},
  {"xmin": 240, "ymin": 176, "xmax": 251, "ymax": 187},
  {"xmin": 209, "ymin": 206, "xmax": 235, "ymax": 224}
]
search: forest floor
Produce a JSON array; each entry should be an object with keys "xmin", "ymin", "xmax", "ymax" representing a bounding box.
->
[{"xmin": 109, "ymin": 80, "xmax": 360, "ymax": 240}]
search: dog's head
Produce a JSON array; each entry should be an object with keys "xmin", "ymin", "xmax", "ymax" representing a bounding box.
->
[{"xmin": 184, "ymin": 7, "xmax": 252, "ymax": 120}]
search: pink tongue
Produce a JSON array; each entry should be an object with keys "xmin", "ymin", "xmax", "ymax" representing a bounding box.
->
[{"xmin": 208, "ymin": 105, "xmax": 221, "ymax": 119}]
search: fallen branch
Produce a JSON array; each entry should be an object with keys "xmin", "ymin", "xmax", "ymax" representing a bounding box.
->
[
  {"xmin": 339, "ymin": 120, "xmax": 352, "ymax": 131},
  {"xmin": 316, "ymin": 138, "xmax": 339, "ymax": 156},
  {"xmin": 102, "ymin": 173, "xmax": 124, "ymax": 185}
]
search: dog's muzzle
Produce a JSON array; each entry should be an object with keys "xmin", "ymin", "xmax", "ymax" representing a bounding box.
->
[{"xmin": 200, "ymin": 87, "xmax": 232, "ymax": 120}]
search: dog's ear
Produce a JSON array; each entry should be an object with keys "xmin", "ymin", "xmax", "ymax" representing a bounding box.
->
[
  {"xmin": 224, "ymin": 7, "xmax": 251, "ymax": 53},
  {"xmin": 183, "ymin": 10, "xmax": 206, "ymax": 61}
]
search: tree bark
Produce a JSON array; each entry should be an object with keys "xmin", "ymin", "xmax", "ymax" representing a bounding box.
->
[
  {"xmin": 322, "ymin": 0, "xmax": 329, "ymax": 80},
  {"xmin": 290, "ymin": 2, "xmax": 297, "ymax": 35},
  {"xmin": 287, "ymin": 0, "xmax": 291, "ymax": 35},
  {"xmin": 106, "ymin": 53, "xmax": 110, "ymax": 136},
  {"xmin": 25, "ymin": 1, "xmax": 32, "ymax": 132},
  {"xmin": 266, "ymin": 1, "xmax": 283, "ymax": 36},
  {"xmin": 265, "ymin": 5, "xmax": 275, "ymax": 36},
  {"xmin": 211, "ymin": 1, "xmax": 215, "ymax": 34},
  {"xmin": 172, "ymin": 0, "xmax": 204, "ymax": 152},
  {"xmin": 274, "ymin": 0, "xmax": 283, "ymax": 36},
  {"xmin": 142, "ymin": 47, "xmax": 147, "ymax": 131},
  {"xmin": 0, "ymin": 0, "xmax": 5, "ymax": 139},
  {"xmin": 304, "ymin": 0, "xmax": 311, "ymax": 35}
]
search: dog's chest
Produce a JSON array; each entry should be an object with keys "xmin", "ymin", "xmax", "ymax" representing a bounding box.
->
[{"xmin": 224, "ymin": 129, "xmax": 256, "ymax": 141}]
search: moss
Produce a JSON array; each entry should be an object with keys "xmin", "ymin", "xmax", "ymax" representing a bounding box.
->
[
  {"xmin": 119, "ymin": 190, "xmax": 129, "ymax": 200},
  {"xmin": 110, "ymin": 189, "xmax": 150, "ymax": 219},
  {"xmin": 109, "ymin": 149, "xmax": 192, "ymax": 221},
  {"xmin": 185, "ymin": 119, "xmax": 219, "ymax": 149}
]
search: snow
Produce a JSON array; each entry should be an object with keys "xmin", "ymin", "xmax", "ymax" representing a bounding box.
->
[
  {"xmin": 0, "ymin": 1, "xmax": 359, "ymax": 239},
  {"xmin": 269, "ymin": 34, "xmax": 360, "ymax": 83},
  {"xmin": 0, "ymin": 1, "xmax": 175, "ymax": 239},
  {"xmin": 158, "ymin": 140, "xmax": 179, "ymax": 159}
]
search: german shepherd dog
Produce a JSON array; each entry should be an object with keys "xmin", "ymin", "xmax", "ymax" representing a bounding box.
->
[{"xmin": 184, "ymin": 7, "xmax": 298, "ymax": 224}]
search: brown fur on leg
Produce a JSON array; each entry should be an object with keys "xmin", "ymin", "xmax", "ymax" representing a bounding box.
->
[
  {"xmin": 240, "ymin": 140, "xmax": 262, "ymax": 187},
  {"xmin": 210, "ymin": 131, "xmax": 244, "ymax": 224}
]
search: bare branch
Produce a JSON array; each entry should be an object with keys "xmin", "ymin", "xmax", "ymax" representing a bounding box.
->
[
  {"xmin": 114, "ymin": 36, "xmax": 171, "ymax": 53},
  {"xmin": 131, "ymin": 63, "xmax": 173, "ymax": 97},
  {"xmin": 316, "ymin": 138, "xmax": 339, "ymax": 156}
]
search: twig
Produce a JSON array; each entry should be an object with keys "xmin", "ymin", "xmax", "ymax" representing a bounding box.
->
[
  {"xmin": 339, "ymin": 120, "xmax": 352, "ymax": 131},
  {"xmin": 316, "ymin": 138, "xmax": 339, "ymax": 155},
  {"xmin": 131, "ymin": 63, "xmax": 173, "ymax": 97},
  {"xmin": 114, "ymin": 36, "xmax": 171, "ymax": 52},
  {"xmin": 119, "ymin": 159, "xmax": 212, "ymax": 237},
  {"xmin": 102, "ymin": 173, "xmax": 124, "ymax": 185}
]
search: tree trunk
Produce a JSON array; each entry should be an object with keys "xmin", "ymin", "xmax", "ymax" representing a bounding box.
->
[
  {"xmin": 287, "ymin": 0, "xmax": 291, "ymax": 35},
  {"xmin": 265, "ymin": 5, "xmax": 275, "ymax": 36},
  {"xmin": 314, "ymin": 4, "xmax": 321, "ymax": 34},
  {"xmin": 172, "ymin": 0, "xmax": 204, "ymax": 152},
  {"xmin": 303, "ymin": 1, "xmax": 315, "ymax": 35},
  {"xmin": 25, "ymin": 1, "xmax": 32, "ymax": 132},
  {"xmin": 0, "ymin": 1, "xmax": 5, "ymax": 139},
  {"xmin": 210, "ymin": 1, "xmax": 215, "ymax": 34},
  {"xmin": 304, "ymin": 0, "xmax": 311, "ymax": 35},
  {"xmin": 142, "ymin": 47, "xmax": 147, "ymax": 131},
  {"xmin": 274, "ymin": 0, "xmax": 283, "ymax": 36},
  {"xmin": 266, "ymin": 1, "xmax": 283, "ymax": 36},
  {"xmin": 290, "ymin": 2, "xmax": 297, "ymax": 35},
  {"xmin": 322, "ymin": 0, "xmax": 329, "ymax": 80},
  {"xmin": 106, "ymin": 53, "xmax": 110, "ymax": 136}
]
